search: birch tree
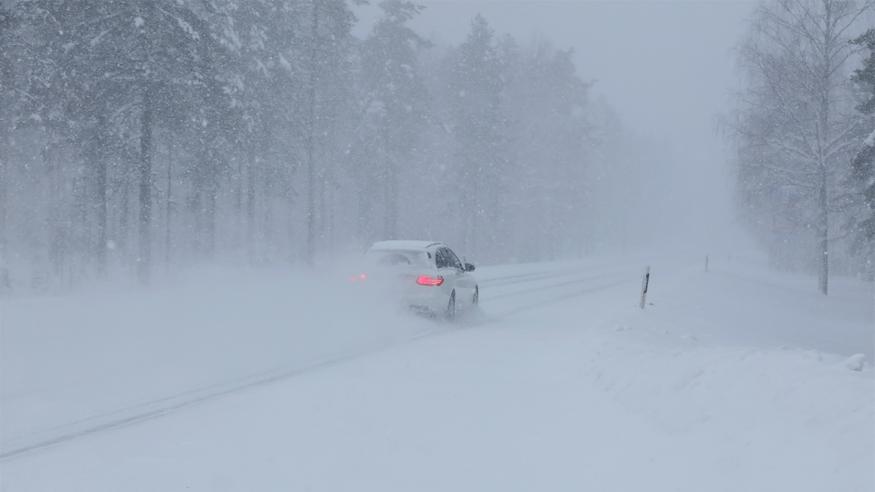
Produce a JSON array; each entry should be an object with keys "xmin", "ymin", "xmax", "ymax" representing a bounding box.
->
[{"xmin": 734, "ymin": 0, "xmax": 873, "ymax": 294}]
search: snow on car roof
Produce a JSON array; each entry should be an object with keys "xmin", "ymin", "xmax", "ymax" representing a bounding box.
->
[{"xmin": 369, "ymin": 240, "xmax": 442, "ymax": 251}]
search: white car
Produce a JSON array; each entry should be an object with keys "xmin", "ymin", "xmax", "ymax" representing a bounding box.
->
[{"xmin": 355, "ymin": 240, "xmax": 479, "ymax": 318}]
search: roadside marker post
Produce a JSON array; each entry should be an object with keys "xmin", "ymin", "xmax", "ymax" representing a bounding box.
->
[{"xmin": 640, "ymin": 266, "xmax": 650, "ymax": 310}]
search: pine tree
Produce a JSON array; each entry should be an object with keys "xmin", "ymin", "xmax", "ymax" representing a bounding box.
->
[
  {"xmin": 294, "ymin": 0, "xmax": 355, "ymax": 264},
  {"xmin": 19, "ymin": 0, "xmax": 229, "ymax": 281},
  {"xmin": 361, "ymin": 0, "xmax": 429, "ymax": 239},
  {"xmin": 0, "ymin": 5, "xmax": 16, "ymax": 286},
  {"xmin": 1, "ymin": 5, "xmax": 632, "ymax": 284},
  {"xmin": 449, "ymin": 15, "xmax": 507, "ymax": 257},
  {"xmin": 503, "ymin": 41, "xmax": 592, "ymax": 259},
  {"xmin": 851, "ymin": 29, "xmax": 875, "ymax": 245}
]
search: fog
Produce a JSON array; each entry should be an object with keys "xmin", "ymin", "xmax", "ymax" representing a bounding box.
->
[
  {"xmin": 1, "ymin": 1, "xmax": 874, "ymax": 489},
  {"xmin": 362, "ymin": 0, "xmax": 750, "ymax": 219},
  {"xmin": 360, "ymin": 0, "xmax": 753, "ymax": 259},
  {"xmin": 1, "ymin": 0, "xmax": 871, "ymax": 292}
]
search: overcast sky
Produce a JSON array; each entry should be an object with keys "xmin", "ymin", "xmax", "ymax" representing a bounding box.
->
[{"xmin": 358, "ymin": 0, "xmax": 759, "ymax": 251}]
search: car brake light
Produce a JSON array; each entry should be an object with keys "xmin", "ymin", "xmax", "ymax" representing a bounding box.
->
[
  {"xmin": 349, "ymin": 273, "xmax": 367, "ymax": 282},
  {"xmin": 416, "ymin": 275, "xmax": 444, "ymax": 286}
]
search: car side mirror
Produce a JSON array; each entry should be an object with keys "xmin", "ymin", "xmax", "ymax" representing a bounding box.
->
[{"xmin": 464, "ymin": 262, "xmax": 476, "ymax": 272}]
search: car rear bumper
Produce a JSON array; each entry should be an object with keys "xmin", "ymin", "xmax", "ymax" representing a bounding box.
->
[{"xmin": 401, "ymin": 289, "xmax": 447, "ymax": 314}]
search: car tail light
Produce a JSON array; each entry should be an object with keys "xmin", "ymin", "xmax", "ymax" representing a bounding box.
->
[
  {"xmin": 416, "ymin": 275, "xmax": 444, "ymax": 286},
  {"xmin": 349, "ymin": 273, "xmax": 367, "ymax": 283}
]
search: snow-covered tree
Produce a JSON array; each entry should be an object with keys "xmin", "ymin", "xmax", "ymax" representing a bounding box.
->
[
  {"xmin": 0, "ymin": 5, "xmax": 16, "ymax": 285},
  {"xmin": 448, "ymin": 15, "xmax": 509, "ymax": 257},
  {"xmin": 0, "ymin": 5, "xmax": 638, "ymax": 289},
  {"xmin": 17, "ymin": 0, "xmax": 232, "ymax": 281},
  {"xmin": 850, "ymin": 28, "xmax": 875, "ymax": 268},
  {"xmin": 732, "ymin": 0, "xmax": 873, "ymax": 294},
  {"xmin": 294, "ymin": 0, "xmax": 356, "ymax": 264},
  {"xmin": 502, "ymin": 40, "xmax": 593, "ymax": 259},
  {"xmin": 360, "ymin": 0, "xmax": 429, "ymax": 239}
]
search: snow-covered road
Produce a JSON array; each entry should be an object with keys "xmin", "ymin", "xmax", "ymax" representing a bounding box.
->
[
  {"xmin": 1, "ymin": 256, "xmax": 873, "ymax": 491},
  {"xmin": 0, "ymin": 260, "xmax": 642, "ymax": 459}
]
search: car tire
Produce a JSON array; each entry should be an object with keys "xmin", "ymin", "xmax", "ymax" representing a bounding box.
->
[{"xmin": 445, "ymin": 290, "xmax": 456, "ymax": 321}]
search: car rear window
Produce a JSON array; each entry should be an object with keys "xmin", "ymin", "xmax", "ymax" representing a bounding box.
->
[{"xmin": 366, "ymin": 250, "xmax": 430, "ymax": 267}]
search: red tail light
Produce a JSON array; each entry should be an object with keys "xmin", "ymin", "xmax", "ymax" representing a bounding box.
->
[
  {"xmin": 416, "ymin": 275, "xmax": 444, "ymax": 286},
  {"xmin": 349, "ymin": 273, "xmax": 368, "ymax": 283}
]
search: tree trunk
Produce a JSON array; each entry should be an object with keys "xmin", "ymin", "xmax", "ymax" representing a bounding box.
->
[
  {"xmin": 0, "ymin": 122, "xmax": 8, "ymax": 279},
  {"xmin": 816, "ymin": 9, "xmax": 832, "ymax": 296},
  {"xmin": 138, "ymin": 87, "xmax": 154, "ymax": 284},
  {"xmin": 327, "ymin": 182, "xmax": 335, "ymax": 252},
  {"xmin": 382, "ymin": 126, "xmax": 397, "ymax": 239},
  {"xmin": 95, "ymin": 115, "xmax": 108, "ymax": 276},
  {"xmin": 818, "ymin": 167, "xmax": 829, "ymax": 295},
  {"xmin": 385, "ymin": 161, "xmax": 397, "ymax": 239},
  {"xmin": 318, "ymin": 170, "xmax": 326, "ymax": 245},
  {"xmin": 164, "ymin": 136, "xmax": 173, "ymax": 267},
  {"xmin": 304, "ymin": 123, "xmax": 315, "ymax": 263},
  {"xmin": 235, "ymin": 155, "xmax": 243, "ymax": 254},
  {"xmin": 119, "ymin": 174, "xmax": 130, "ymax": 261},
  {"xmin": 191, "ymin": 187, "xmax": 202, "ymax": 255},
  {"xmin": 95, "ymin": 149, "xmax": 108, "ymax": 276},
  {"xmin": 357, "ymin": 177, "xmax": 373, "ymax": 245},
  {"xmin": 246, "ymin": 156, "xmax": 256, "ymax": 265},
  {"xmin": 47, "ymin": 147, "xmax": 65, "ymax": 282},
  {"xmin": 305, "ymin": 1, "xmax": 319, "ymax": 265},
  {"xmin": 469, "ymin": 158, "xmax": 480, "ymax": 257},
  {"xmin": 262, "ymin": 168, "xmax": 273, "ymax": 259},
  {"xmin": 204, "ymin": 175, "xmax": 217, "ymax": 259},
  {"xmin": 72, "ymin": 173, "xmax": 88, "ymax": 284}
]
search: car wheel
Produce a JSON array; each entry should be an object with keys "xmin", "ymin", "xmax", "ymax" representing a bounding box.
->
[
  {"xmin": 473, "ymin": 286, "xmax": 479, "ymax": 305},
  {"xmin": 445, "ymin": 290, "xmax": 456, "ymax": 321}
]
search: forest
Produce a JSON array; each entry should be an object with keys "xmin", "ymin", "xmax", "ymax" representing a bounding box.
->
[
  {"xmin": 0, "ymin": 0, "xmax": 873, "ymax": 294},
  {"xmin": 0, "ymin": 0, "xmax": 650, "ymax": 289}
]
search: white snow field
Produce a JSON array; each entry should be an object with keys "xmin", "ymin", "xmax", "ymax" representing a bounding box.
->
[{"xmin": 1, "ymin": 256, "xmax": 873, "ymax": 491}]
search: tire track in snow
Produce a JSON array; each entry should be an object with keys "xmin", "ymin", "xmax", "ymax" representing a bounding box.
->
[
  {"xmin": 477, "ymin": 266, "xmax": 594, "ymax": 287},
  {"xmin": 0, "ymin": 331, "xmax": 439, "ymax": 461},
  {"xmin": 484, "ymin": 271, "xmax": 628, "ymax": 301}
]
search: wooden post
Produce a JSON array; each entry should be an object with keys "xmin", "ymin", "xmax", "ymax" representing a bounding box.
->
[{"xmin": 640, "ymin": 266, "xmax": 650, "ymax": 309}]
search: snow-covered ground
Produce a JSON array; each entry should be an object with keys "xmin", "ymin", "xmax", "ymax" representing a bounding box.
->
[{"xmin": 1, "ymin": 255, "xmax": 873, "ymax": 491}]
